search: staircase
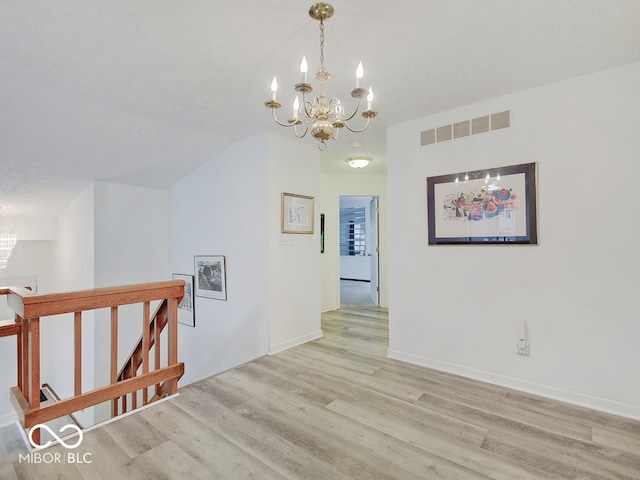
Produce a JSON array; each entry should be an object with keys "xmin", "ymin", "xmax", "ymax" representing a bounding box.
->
[
  {"xmin": 1, "ymin": 281, "xmax": 185, "ymax": 447},
  {"xmin": 115, "ymin": 299, "xmax": 172, "ymax": 414}
]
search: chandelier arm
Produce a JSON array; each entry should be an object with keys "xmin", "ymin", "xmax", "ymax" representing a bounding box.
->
[
  {"xmin": 301, "ymin": 91, "xmax": 315, "ymax": 118},
  {"xmin": 271, "ymin": 108, "xmax": 298, "ymax": 128},
  {"xmin": 293, "ymin": 122, "xmax": 310, "ymax": 138},
  {"xmin": 342, "ymin": 116, "xmax": 372, "ymax": 134},
  {"xmin": 334, "ymin": 96, "xmax": 362, "ymax": 122}
]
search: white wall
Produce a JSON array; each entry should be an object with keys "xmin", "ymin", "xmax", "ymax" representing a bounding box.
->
[
  {"xmin": 387, "ymin": 63, "xmax": 640, "ymax": 419},
  {"xmin": 169, "ymin": 135, "xmax": 271, "ymax": 386},
  {"xmin": 267, "ymin": 133, "xmax": 322, "ymax": 353},
  {"xmin": 91, "ymin": 182, "xmax": 169, "ymax": 422},
  {"xmin": 0, "ymin": 216, "xmax": 57, "ymax": 242},
  {"xmin": 320, "ymin": 173, "xmax": 387, "ymax": 311},
  {"xmin": 36, "ymin": 184, "xmax": 96, "ymax": 426},
  {"xmin": 340, "ymin": 256, "xmax": 370, "ymax": 281}
]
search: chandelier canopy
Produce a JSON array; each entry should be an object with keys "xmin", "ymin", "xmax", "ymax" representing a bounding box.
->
[{"xmin": 264, "ymin": 3, "xmax": 377, "ymax": 150}]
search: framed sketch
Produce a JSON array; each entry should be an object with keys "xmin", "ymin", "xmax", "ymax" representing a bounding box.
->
[
  {"xmin": 426, "ymin": 162, "xmax": 537, "ymax": 245},
  {"xmin": 172, "ymin": 273, "xmax": 195, "ymax": 327},
  {"xmin": 194, "ymin": 255, "xmax": 227, "ymax": 300},
  {"xmin": 282, "ymin": 192, "xmax": 314, "ymax": 234}
]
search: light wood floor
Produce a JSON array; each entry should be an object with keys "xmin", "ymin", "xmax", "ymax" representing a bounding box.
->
[{"xmin": 3, "ymin": 307, "xmax": 640, "ymax": 479}]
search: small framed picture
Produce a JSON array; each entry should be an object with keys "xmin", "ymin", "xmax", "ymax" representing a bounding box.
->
[
  {"xmin": 282, "ymin": 192, "xmax": 314, "ymax": 234},
  {"xmin": 172, "ymin": 273, "xmax": 195, "ymax": 327},
  {"xmin": 194, "ymin": 255, "xmax": 227, "ymax": 300}
]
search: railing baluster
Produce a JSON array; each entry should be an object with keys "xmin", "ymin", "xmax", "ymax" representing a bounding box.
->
[
  {"xmin": 29, "ymin": 317, "xmax": 41, "ymax": 446},
  {"xmin": 154, "ymin": 312, "xmax": 161, "ymax": 396},
  {"xmin": 110, "ymin": 306, "xmax": 118, "ymax": 417},
  {"xmin": 74, "ymin": 311, "xmax": 82, "ymax": 396},
  {"xmin": 142, "ymin": 301, "xmax": 150, "ymax": 405}
]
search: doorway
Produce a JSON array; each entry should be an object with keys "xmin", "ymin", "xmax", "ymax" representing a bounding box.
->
[{"xmin": 339, "ymin": 196, "xmax": 379, "ymax": 308}]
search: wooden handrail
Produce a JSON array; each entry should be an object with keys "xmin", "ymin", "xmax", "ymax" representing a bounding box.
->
[
  {"xmin": 10, "ymin": 281, "xmax": 183, "ymax": 318},
  {"xmin": 3, "ymin": 281, "xmax": 185, "ymax": 447}
]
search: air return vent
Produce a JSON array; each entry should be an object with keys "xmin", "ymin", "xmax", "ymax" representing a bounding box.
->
[{"xmin": 420, "ymin": 110, "xmax": 510, "ymax": 146}]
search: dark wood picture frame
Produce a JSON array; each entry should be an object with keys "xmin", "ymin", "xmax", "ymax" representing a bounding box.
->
[{"xmin": 426, "ymin": 162, "xmax": 537, "ymax": 245}]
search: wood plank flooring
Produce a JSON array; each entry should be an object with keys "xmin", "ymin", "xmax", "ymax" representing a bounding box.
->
[{"xmin": 3, "ymin": 307, "xmax": 640, "ymax": 479}]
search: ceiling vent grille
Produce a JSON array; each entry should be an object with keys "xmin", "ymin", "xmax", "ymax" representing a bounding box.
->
[{"xmin": 420, "ymin": 110, "xmax": 510, "ymax": 146}]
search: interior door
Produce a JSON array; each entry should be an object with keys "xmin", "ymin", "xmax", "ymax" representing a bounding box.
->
[{"xmin": 368, "ymin": 197, "xmax": 379, "ymax": 305}]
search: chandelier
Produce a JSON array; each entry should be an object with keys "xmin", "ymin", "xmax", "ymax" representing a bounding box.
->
[{"xmin": 264, "ymin": 3, "xmax": 377, "ymax": 150}]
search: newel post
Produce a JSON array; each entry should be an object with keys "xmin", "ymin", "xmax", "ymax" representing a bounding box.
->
[
  {"xmin": 28, "ymin": 317, "xmax": 41, "ymax": 446},
  {"xmin": 167, "ymin": 296, "xmax": 179, "ymax": 395}
]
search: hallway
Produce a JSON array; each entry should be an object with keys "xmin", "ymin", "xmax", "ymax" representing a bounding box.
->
[
  {"xmin": 2, "ymin": 307, "xmax": 640, "ymax": 479},
  {"xmin": 340, "ymin": 279, "xmax": 377, "ymax": 308}
]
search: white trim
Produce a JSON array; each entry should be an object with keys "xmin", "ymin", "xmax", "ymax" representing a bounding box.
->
[
  {"xmin": 321, "ymin": 304, "xmax": 339, "ymax": 313},
  {"xmin": 387, "ymin": 349, "xmax": 640, "ymax": 421},
  {"xmin": 269, "ymin": 330, "xmax": 323, "ymax": 355}
]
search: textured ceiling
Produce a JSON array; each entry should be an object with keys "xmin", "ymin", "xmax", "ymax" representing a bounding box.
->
[{"xmin": 1, "ymin": 0, "xmax": 639, "ymax": 216}]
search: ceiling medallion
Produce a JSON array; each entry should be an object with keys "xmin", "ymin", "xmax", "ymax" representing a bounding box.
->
[{"xmin": 264, "ymin": 3, "xmax": 377, "ymax": 150}]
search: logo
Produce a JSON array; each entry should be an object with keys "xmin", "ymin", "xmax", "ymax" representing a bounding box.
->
[
  {"xmin": 28, "ymin": 423, "xmax": 84, "ymax": 450},
  {"xmin": 19, "ymin": 424, "xmax": 92, "ymax": 465}
]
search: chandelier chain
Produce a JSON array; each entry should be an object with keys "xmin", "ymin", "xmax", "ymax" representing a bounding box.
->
[{"xmin": 319, "ymin": 19, "xmax": 325, "ymax": 72}]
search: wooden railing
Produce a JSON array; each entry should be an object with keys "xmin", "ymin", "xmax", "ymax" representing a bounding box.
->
[{"xmin": 2, "ymin": 281, "xmax": 185, "ymax": 447}]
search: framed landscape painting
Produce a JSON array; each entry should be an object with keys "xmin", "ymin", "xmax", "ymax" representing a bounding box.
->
[{"xmin": 426, "ymin": 162, "xmax": 537, "ymax": 245}]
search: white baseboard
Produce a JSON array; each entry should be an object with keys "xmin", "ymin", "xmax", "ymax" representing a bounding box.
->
[
  {"xmin": 269, "ymin": 330, "xmax": 323, "ymax": 355},
  {"xmin": 387, "ymin": 349, "xmax": 640, "ymax": 421},
  {"xmin": 321, "ymin": 304, "xmax": 339, "ymax": 313},
  {"xmin": 0, "ymin": 411, "xmax": 18, "ymax": 428}
]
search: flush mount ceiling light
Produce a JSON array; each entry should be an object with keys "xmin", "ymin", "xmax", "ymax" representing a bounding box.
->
[
  {"xmin": 345, "ymin": 156, "xmax": 372, "ymax": 169},
  {"xmin": 264, "ymin": 3, "xmax": 378, "ymax": 150}
]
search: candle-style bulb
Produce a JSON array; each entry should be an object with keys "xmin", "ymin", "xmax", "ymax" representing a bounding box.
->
[
  {"xmin": 271, "ymin": 76, "xmax": 278, "ymax": 101},
  {"xmin": 300, "ymin": 56, "xmax": 308, "ymax": 83},
  {"xmin": 367, "ymin": 87, "xmax": 373, "ymax": 110},
  {"xmin": 356, "ymin": 61, "xmax": 364, "ymax": 87},
  {"xmin": 293, "ymin": 96, "xmax": 300, "ymax": 119}
]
